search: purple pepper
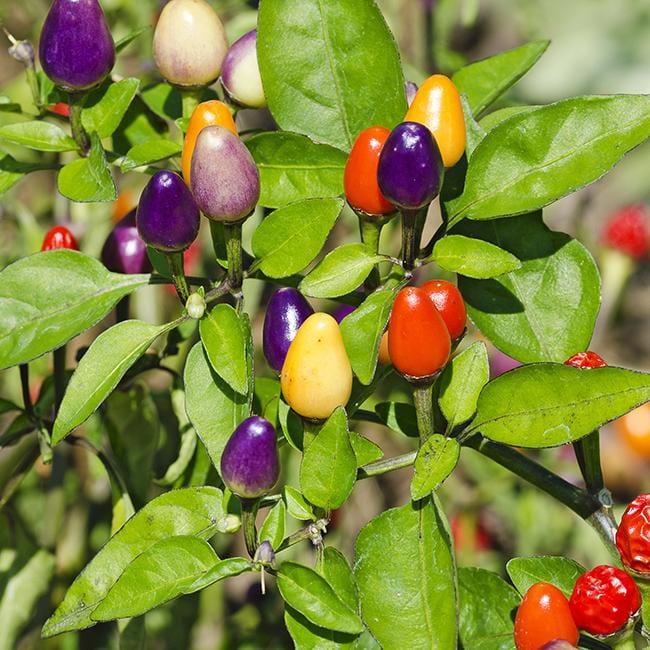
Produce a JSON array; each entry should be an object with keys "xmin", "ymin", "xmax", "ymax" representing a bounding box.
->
[
  {"xmin": 263, "ymin": 288, "xmax": 313, "ymax": 373},
  {"xmin": 332, "ymin": 304, "xmax": 355, "ymax": 323},
  {"xmin": 220, "ymin": 416, "xmax": 280, "ymax": 499},
  {"xmin": 221, "ymin": 29, "xmax": 266, "ymax": 109},
  {"xmin": 190, "ymin": 126, "xmax": 260, "ymax": 223},
  {"xmin": 377, "ymin": 121, "xmax": 444, "ymax": 210},
  {"xmin": 539, "ymin": 642, "xmax": 578, "ymax": 650},
  {"xmin": 405, "ymin": 81, "xmax": 418, "ymax": 107},
  {"xmin": 489, "ymin": 349, "xmax": 522, "ymax": 379},
  {"xmin": 39, "ymin": 0, "xmax": 115, "ymax": 91},
  {"xmin": 101, "ymin": 209, "xmax": 153, "ymax": 274},
  {"xmin": 136, "ymin": 170, "xmax": 200, "ymax": 252}
]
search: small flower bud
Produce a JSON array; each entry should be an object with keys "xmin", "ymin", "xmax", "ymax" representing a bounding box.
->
[
  {"xmin": 254, "ymin": 540, "xmax": 275, "ymax": 566},
  {"xmin": 216, "ymin": 514, "xmax": 242, "ymax": 534},
  {"xmin": 186, "ymin": 292, "xmax": 206, "ymax": 320}
]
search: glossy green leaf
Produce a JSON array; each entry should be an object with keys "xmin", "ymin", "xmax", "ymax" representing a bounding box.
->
[
  {"xmin": 300, "ymin": 408, "xmax": 357, "ymax": 510},
  {"xmin": 115, "ymin": 26, "xmax": 149, "ymax": 53},
  {"xmin": 438, "ymin": 342, "xmax": 490, "ymax": 431},
  {"xmin": 349, "ymin": 431, "xmax": 383, "ymax": 466},
  {"xmin": 431, "ymin": 235, "xmax": 521, "ymax": 279},
  {"xmin": 92, "ymin": 537, "xmax": 218, "ymax": 621},
  {"xmin": 53, "ymin": 320, "xmax": 173, "ymax": 444},
  {"xmin": 322, "ymin": 547, "xmax": 359, "ymax": 612},
  {"xmin": 42, "ymin": 487, "xmax": 223, "ymax": 636},
  {"xmin": 480, "ymin": 105, "xmax": 541, "ymax": 132},
  {"xmin": 199, "ymin": 304, "xmax": 248, "ymax": 395},
  {"xmin": 0, "ymin": 120, "xmax": 76, "ymax": 151},
  {"xmin": 456, "ymin": 214, "xmax": 600, "ymax": 362},
  {"xmin": 120, "ymin": 139, "xmax": 182, "ymax": 172},
  {"xmin": 246, "ymin": 132, "xmax": 347, "ymax": 208},
  {"xmin": 340, "ymin": 287, "xmax": 395, "ymax": 385},
  {"xmin": 373, "ymin": 402, "xmax": 418, "ymax": 437},
  {"xmin": 0, "ymin": 155, "xmax": 55, "ymax": 195},
  {"xmin": 284, "ymin": 486, "xmax": 316, "ymax": 521},
  {"xmin": 140, "ymin": 82, "xmax": 183, "ymax": 121},
  {"xmin": 251, "ymin": 198, "xmax": 343, "ymax": 278},
  {"xmin": 506, "ymin": 556, "xmax": 585, "ymax": 599},
  {"xmin": 259, "ymin": 499, "xmax": 286, "ymax": 550},
  {"xmin": 57, "ymin": 132, "xmax": 117, "ymax": 202},
  {"xmin": 82, "ymin": 78, "xmax": 140, "ymax": 138},
  {"xmin": 448, "ymin": 95, "xmax": 650, "ymax": 224},
  {"xmin": 300, "ymin": 244, "xmax": 383, "ymax": 299},
  {"xmin": 187, "ymin": 557, "xmax": 254, "ymax": 592},
  {"xmin": 0, "ymin": 398, "xmax": 19, "ymax": 415},
  {"xmin": 452, "ymin": 41, "xmax": 549, "ymax": 116},
  {"xmin": 355, "ymin": 497, "xmax": 457, "ymax": 648},
  {"xmin": 411, "ymin": 435, "xmax": 460, "ymax": 500},
  {"xmin": 184, "ymin": 343, "xmax": 248, "ymax": 474},
  {"xmin": 258, "ymin": 0, "xmax": 406, "ymax": 151},
  {"xmin": 285, "ymin": 606, "xmax": 358, "ymax": 649},
  {"xmin": 458, "ymin": 567, "xmax": 519, "ymax": 650},
  {"xmin": 469, "ymin": 364, "xmax": 650, "ymax": 447},
  {"xmin": 0, "ymin": 251, "xmax": 149, "ymax": 370},
  {"xmin": 112, "ymin": 96, "xmax": 168, "ymax": 153},
  {"xmin": 278, "ymin": 399, "xmax": 305, "ymax": 451},
  {"xmin": 277, "ymin": 562, "xmax": 364, "ymax": 635}
]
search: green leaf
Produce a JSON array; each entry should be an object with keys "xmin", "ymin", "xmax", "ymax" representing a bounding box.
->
[
  {"xmin": 0, "ymin": 155, "xmax": 55, "ymax": 195},
  {"xmin": 278, "ymin": 399, "xmax": 305, "ymax": 451},
  {"xmin": 186, "ymin": 557, "xmax": 254, "ymax": 592},
  {"xmin": 120, "ymin": 139, "xmax": 182, "ymax": 172},
  {"xmin": 112, "ymin": 96, "xmax": 168, "ymax": 153},
  {"xmin": 53, "ymin": 319, "xmax": 173, "ymax": 444},
  {"xmin": 340, "ymin": 288, "xmax": 396, "ymax": 385},
  {"xmin": 115, "ymin": 26, "xmax": 149, "ymax": 53},
  {"xmin": 355, "ymin": 497, "xmax": 457, "ymax": 648},
  {"xmin": 246, "ymin": 132, "xmax": 347, "ymax": 208},
  {"xmin": 277, "ymin": 562, "xmax": 364, "ymax": 635},
  {"xmin": 251, "ymin": 198, "xmax": 343, "ymax": 278},
  {"xmin": 469, "ymin": 364, "xmax": 650, "ymax": 447},
  {"xmin": 438, "ymin": 342, "xmax": 490, "ymax": 431},
  {"xmin": 284, "ymin": 486, "xmax": 316, "ymax": 521},
  {"xmin": 458, "ymin": 567, "xmax": 520, "ymax": 650},
  {"xmin": 322, "ymin": 547, "xmax": 359, "ymax": 612},
  {"xmin": 0, "ymin": 398, "xmax": 20, "ymax": 416},
  {"xmin": 42, "ymin": 487, "xmax": 224, "ymax": 637},
  {"xmin": 300, "ymin": 244, "xmax": 382, "ymax": 299},
  {"xmin": 455, "ymin": 214, "xmax": 600, "ymax": 362},
  {"xmin": 373, "ymin": 402, "xmax": 418, "ymax": 437},
  {"xmin": 92, "ymin": 536, "xmax": 218, "ymax": 621},
  {"xmin": 0, "ymin": 120, "xmax": 76, "ymax": 152},
  {"xmin": 411, "ymin": 435, "xmax": 460, "ymax": 500},
  {"xmin": 300, "ymin": 407, "xmax": 357, "ymax": 510},
  {"xmin": 259, "ymin": 500, "xmax": 286, "ymax": 550},
  {"xmin": 506, "ymin": 556, "xmax": 585, "ymax": 599},
  {"xmin": 448, "ymin": 95, "xmax": 650, "ymax": 224},
  {"xmin": 82, "ymin": 78, "xmax": 140, "ymax": 138},
  {"xmin": 257, "ymin": 0, "xmax": 406, "ymax": 151},
  {"xmin": 0, "ymin": 251, "xmax": 149, "ymax": 370},
  {"xmin": 0, "ymin": 96, "xmax": 21, "ymax": 113},
  {"xmin": 452, "ymin": 40, "xmax": 549, "ymax": 116},
  {"xmin": 349, "ymin": 431, "xmax": 383, "ymax": 466},
  {"xmin": 199, "ymin": 304, "xmax": 248, "ymax": 395},
  {"xmin": 285, "ymin": 606, "xmax": 358, "ymax": 649},
  {"xmin": 480, "ymin": 105, "xmax": 541, "ymax": 132},
  {"xmin": 57, "ymin": 132, "xmax": 117, "ymax": 202},
  {"xmin": 184, "ymin": 343, "xmax": 248, "ymax": 474},
  {"xmin": 431, "ymin": 235, "xmax": 521, "ymax": 279}
]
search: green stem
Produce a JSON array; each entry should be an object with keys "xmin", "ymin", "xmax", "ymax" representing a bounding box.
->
[
  {"xmin": 610, "ymin": 633, "xmax": 637, "ymax": 650},
  {"xmin": 413, "ymin": 382, "xmax": 435, "ymax": 443},
  {"xmin": 573, "ymin": 430, "xmax": 605, "ymax": 495},
  {"xmin": 68, "ymin": 92, "xmax": 90, "ymax": 155},
  {"xmin": 357, "ymin": 451, "xmax": 417, "ymax": 479},
  {"xmin": 19, "ymin": 364, "xmax": 33, "ymax": 415},
  {"xmin": 25, "ymin": 65, "xmax": 41, "ymax": 114},
  {"xmin": 224, "ymin": 222, "xmax": 244, "ymax": 292},
  {"xmin": 276, "ymin": 518, "xmax": 329, "ymax": 553},
  {"xmin": 53, "ymin": 346, "xmax": 66, "ymax": 414},
  {"xmin": 181, "ymin": 88, "xmax": 203, "ymax": 120},
  {"xmin": 400, "ymin": 209, "xmax": 420, "ymax": 272},
  {"xmin": 166, "ymin": 251, "xmax": 190, "ymax": 304},
  {"xmin": 240, "ymin": 499, "xmax": 259, "ymax": 558}
]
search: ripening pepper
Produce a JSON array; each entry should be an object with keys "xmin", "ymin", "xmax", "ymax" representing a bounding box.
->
[
  {"xmin": 263, "ymin": 288, "xmax": 314, "ymax": 374},
  {"xmin": 221, "ymin": 29, "xmax": 266, "ymax": 109},
  {"xmin": 616, "ymin": 493, "xmax": 650, "ymax": 574},
  {"xmin": 602, "ymin": 204, "xmax": 650, "ymax": 259},
  {"xmin": 220, "ymin": 416, "xmax": 280, "ymax": 499},
  {"xmin": 564, "ymin": 351, "xmax": 607, "ymax": 369},
  {"xmin": 182, "ymin": 100, "xmax": 237, "ymax": 183},
  {"xmin": 388, "ymin": 286, "xmax": 451, "ymax": 380},
  {"xmin": 137, "ymin": 170, "xmax": 200, "ymax": 252},
  {"xmin": 405, "ymin": 74, "xmax": 466, "ymax": 168},
  {"xmin": 420, "ymin": 280, "xmax": 467, "ymax": 341},
  {"xmin": 101, "ymin": 209, "xmax": 152, "ymax": 274},
  {"xmin": 190, "ymin": 126, "xmax": 260, "ymax": 222},
  {"xmin": 153, "ymin": 0, "xmax": 228, "ymax": 87},
  {"xmin": 377, "ymin": 122, "xmax": 444, "ymax": 211},
  {"xmin": 39, "ymin": 0, "xmax": 115, "ymax": 91},
  {"xmin": 344, "ymin": 127, "xmax": 394, "ymax": 217},
  {"xmin": 281, "ymin": 313, "xmax": 353, "ymax": 420},
  {"xmin": 41, "ymin": 225, "xmax": 79, "ymax": 251}
]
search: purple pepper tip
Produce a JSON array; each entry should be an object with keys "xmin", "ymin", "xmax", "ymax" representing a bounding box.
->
[
  {"xmin": 101, "ymin": 209, "xmax": 153, "ymax": 275},
  {"xmin": 332, "ymin": 304, "xmax": 355, "ymax": 324}
]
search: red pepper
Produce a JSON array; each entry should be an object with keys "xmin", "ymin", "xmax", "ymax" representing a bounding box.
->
[
  {"xmin": 41, "ymin": 225, "xmax": 79, "ymax": 251},
  {"xmin": 420, "ymin": 279, "xmax": 467, "ymax": 341},
  {"xmin": 602, "ymin": 204, "xmax": 650, "ymax": 259},
  {"xmin": 616, "ymin": 493, "xmax": 650, "ymax": 574},
  {"xmin": 563, "ymin": 351, "xmax": 607, "ymax": 369}
]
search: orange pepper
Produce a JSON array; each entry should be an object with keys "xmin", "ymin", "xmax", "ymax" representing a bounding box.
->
[{"xmin": 616, "ymin": 403, "xmax": 650, "ymax": 459}]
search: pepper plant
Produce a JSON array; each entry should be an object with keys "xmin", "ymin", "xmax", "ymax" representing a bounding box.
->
[{"xmin": 1, "ymin": 0, "xmax": 650, "ymax": 648}]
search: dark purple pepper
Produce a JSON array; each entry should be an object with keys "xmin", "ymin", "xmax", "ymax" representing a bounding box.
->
[
  {"xmin": 263, "ymin": 288, "xmax": 314, "ymax": 373},
  {"xmin": 220, "ymin": 416, "xmax": 280, "ymax": 499},
  {"xmin": 332, "ymin": 304, "xmax": 355, "ymax": 323},
  {"xmin": 39, "ymin": 0, "xmax": 115, "ymax": 91},
  {"xmin": 101, "ymin": 209, "xmax": 153, "ymax": 274},
  {"xmin": 377, "ymin": 121, "xmax": 444, "ymax": 210},
  {"xmin": 136, "ymin": 170, "xmax": 200, "ymax": 253}
]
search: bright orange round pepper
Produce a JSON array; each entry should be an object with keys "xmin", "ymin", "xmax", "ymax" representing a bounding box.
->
[
  {"xmin": 616, "ymin": 403, "xmax": 650, "ymax": 459},
  {"xmin": 181, "ymin": 100, "xmax": 238, "ymax": 183},
  {"xmin": 405, "ymin": 74, "xmax": 466, "ymax": 168}
]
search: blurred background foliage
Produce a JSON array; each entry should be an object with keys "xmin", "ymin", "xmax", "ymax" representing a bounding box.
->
[{"xmin": 0, "ymin": 0, "xmax": 649, "ymax": 648}]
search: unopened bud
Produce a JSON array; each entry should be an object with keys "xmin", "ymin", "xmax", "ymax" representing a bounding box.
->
[
  {"xmin": 9, "ymin": 39, "xmax": 34, "ymax": 66},
  {"xmin": 186, "ymin": 292, "xmax": 206, "ymax": 320},
  {"xmin": 216, "ymin": 513, "xmax": 241, "ymax": 534},
  {"xmin": 254, "ymin": 540, "xmax": 275, "ymax": 567}
]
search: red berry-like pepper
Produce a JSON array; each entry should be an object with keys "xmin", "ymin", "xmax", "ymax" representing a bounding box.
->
[
  {"xmin": 616, "ymin": 494, "xmax": 650, "ymax": 574},
  {"xmin": 514, "ymin": 582, "xmax": 579, "ymax": 650},
  {"xmin": 563, "ymin": 351, "xmax": 607, "ymax": 369},
  {"xmin": 569, "ymin": 565, "xmax": 640, "ymax": 636},
  {"xmin": 41, "ymin": 225, "xmax": 79, "ymax": 251},
  {"xmin": 602, "ymin": 204, "xmax": 650, "ymax": 259},
  {"xmin": 344, "ymin": 126, "xmax": 395, "ymax": 217},
  {"xmin": 47, "ymin": 102, "xmax": 71, "ymax": 117},
  {"xmin": 388, "ymin": 286, "xmax": 451, "ymax": 380},
  {"xmin": 420, "ymin": 279, "xmax": 467, "ymax": 341}
]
